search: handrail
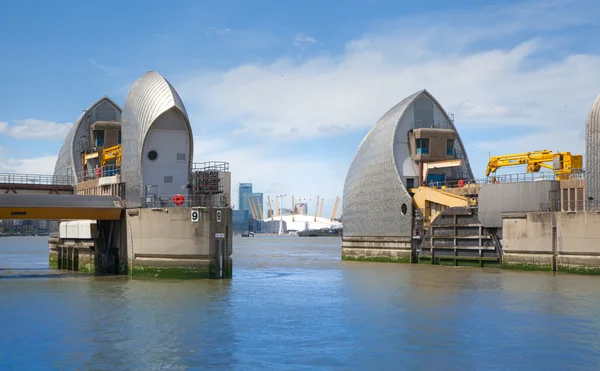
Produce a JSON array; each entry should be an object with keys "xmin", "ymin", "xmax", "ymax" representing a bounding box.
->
[
  {"xmin": 425, "ymin": 169, "xmax": 586, "ymax": 190},
  {"xmin": 0, "ymin": 173, "xmax": 72, "ymax": 186}
]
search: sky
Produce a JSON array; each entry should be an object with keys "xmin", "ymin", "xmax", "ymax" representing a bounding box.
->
[{"xmin": 0, "ymin": 0, "xmax": 599, "ymax": 217}]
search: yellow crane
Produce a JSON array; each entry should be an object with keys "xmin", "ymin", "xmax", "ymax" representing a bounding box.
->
[
  {"xmin": 485, "ymin": 150, "xmax": 583, "ymax": 180},
  {"xmin": 100, "ymin": 144, "xmax": 122, "ymax": 168}
]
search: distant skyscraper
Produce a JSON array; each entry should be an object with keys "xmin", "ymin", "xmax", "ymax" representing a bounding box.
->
[{"xmin": 238, "ymin": 183, "xmax": 253, "ymax": 212}]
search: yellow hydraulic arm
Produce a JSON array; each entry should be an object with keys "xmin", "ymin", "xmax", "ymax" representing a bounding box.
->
[
  {"xmin": 100, "ymin": 144, "xmax": 122, "ymax": 168},
  {"xmin": 485, "ymin": 150, "xmax": 583, "ymax": 179}
]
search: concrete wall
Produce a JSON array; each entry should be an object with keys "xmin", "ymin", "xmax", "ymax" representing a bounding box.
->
[
  {"xmin": 479, "ymin": 181, "xmax": 559, "ymax": 228},
  {"xmin": 342, "ymin": 236, "xmax": 413, "ymax": 263},
  {"xmin": 502, "ymin": 213, "xmax": 553, "ymax": 253},
  {"xmin": 556, "ymin": 212, "xmax": 600, "ymax": 255},
  {"xmin": 502, "ymin": 211, "xmax": 600, "ymax": 273},
  {"xmin": 125, "ymin": 206, "xmax": 232, "ymax": 278}
]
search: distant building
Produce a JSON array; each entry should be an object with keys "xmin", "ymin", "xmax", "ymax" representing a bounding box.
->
[
  {"xmin": 232, "ymin": 209, "xmax": 249, "ymax": 233},
  {"xmin": 238, "ymin": 183, "xmax": 252, "ymax": 212}
]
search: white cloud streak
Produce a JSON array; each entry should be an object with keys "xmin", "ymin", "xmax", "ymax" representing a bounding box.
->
[
  {"xmin": 176, "ymin": 0, "xmax": 600, "ymax": 212},
  {"xmin": 293, "ymin": 34, "xmax": 317, "ymax": 46},
  {"xmin": 0, "ymin": 119, "xmax": 73, "ymax": 140},
  {"xmin": 0, "ymin": 155, "xmax": 58, "ymax": 175}
]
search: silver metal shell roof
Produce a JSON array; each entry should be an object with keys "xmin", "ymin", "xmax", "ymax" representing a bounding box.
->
[
  {"xmin": 120, "ymin": 71, "xmax": 193, "ymax": 207},
  {"xmin": 342, "ymin": 89, "xmax": 473, "ymax": 238},
  {"xmin": 586, "ymin": 94, "xmax": 600, "ymax": 201},
  {"xmin": 53, "ymin": 96, "xmax": 122, "ymax": 183}
]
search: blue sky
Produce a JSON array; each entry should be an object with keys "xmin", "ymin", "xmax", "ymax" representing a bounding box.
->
[{"xmin": 1, "ymin": 0, "xmax": 599, "ymax": 215}]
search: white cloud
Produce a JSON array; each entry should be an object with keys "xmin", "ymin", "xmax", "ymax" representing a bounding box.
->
[
  {"xmin": 193, "ymin": 137, "xmax": 346, "ymax": 217},
  {"xmin": 179, "ymin": 39, "xmax": 600, "ymax": 142},
  {"xmin": 293, "ymin": 34, "xmax": 317, "ymax": 46},
  {"xmin": 175, "ymin": 0, "xmax": 600, "ymax": 214},
  {"xmin": 0, "ymin": 119, "xmax": 73, "ymax": 140},
  {"xmin": 205, "ymin": 27, "xmax": 234, "ymax": 36},
  {"xmin": 89, "ymin": 59, "xmax": 123, "ymax": 76},
  {"xmin": 0, "ymin": 155, "xmax": 58, "ymax": 175}
]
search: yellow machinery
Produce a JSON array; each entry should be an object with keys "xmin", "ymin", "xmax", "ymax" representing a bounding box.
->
[
  {"xmin": 485, "ymin": 150, "xmax": 583, "ymax": 180},
  {"xmin": 410, "ymin": 159, "xmax": 475, "ymax": 227},
  {"xmin": 100, "ymin": 144, "xmax": 122, "ymax": 168}
]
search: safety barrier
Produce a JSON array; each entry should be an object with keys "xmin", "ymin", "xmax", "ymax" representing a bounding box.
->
[
  {"xmin": 0, "ymin": 173, "xmax": 71, "ymax": 186},
  {"xmin": 193, "ymin": 161, "xmax": 229, "ymax": 172},
  {"xmin": 141, "ymin": 193, "xmax": 230, "ymax": 208},
  {"xmin": 426, "ymin": 170, "xmax": 586, "ymax": 190},
  {"xmin": 76, "ymin": 164, "xmax": 121, "ymax": 182}
]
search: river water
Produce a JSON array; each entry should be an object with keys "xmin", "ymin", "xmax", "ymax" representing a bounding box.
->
[{"xmin": 0, "ymin": 236, "xmax": 599, "ymax": 370}]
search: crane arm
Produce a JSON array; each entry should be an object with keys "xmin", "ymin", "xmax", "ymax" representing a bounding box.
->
[
  {"xmin": 267, "ymin": 196, "xmax": 273, "ymax": 220},
  {"xmin": 100, "ymin": 144, "xmax": 122, "ymax": 168},
  {"xmin": 485, "ymin": 150, "xmax": 583, "ymax": 179}
]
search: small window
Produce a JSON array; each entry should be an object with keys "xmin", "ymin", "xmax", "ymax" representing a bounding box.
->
[
  {"xmin": 94, "ymin": 130, "xmax": 105, "ymax": 147},
  {"xmin": 148, "ymin": 150, "xmax": 158, "ymax": 161},
  {"xmin": 177, "ymin": 153, "xmax": 186, "ymax": 161},
  {"xmin": 446, "ymin": 139, "xmax": 455, "ymax": 156},
  {"xmin": 406, "ymin": 178, "xmax": 415, "ymax": 189},
  {"xmin": 164, "ymin": 176, "xmax": 173, "ymax": 183},
  {"xmin": 118, "ymin": 130, "xmax": 122, "ymax": 145},
  {"xmin": 416, "ymin": 138, "xmax": 429, "ymax": 155}
]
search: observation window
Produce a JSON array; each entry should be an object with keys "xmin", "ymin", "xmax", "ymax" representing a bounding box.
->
[
  {"xmin": 416, "ymin": 138, "xmax": 430, "ymax": 155},
  {"xmin": 148, "ymin": 150, "xmax": 158, "ymax": 161},
  {"xmin": 94, "ymin": 130, "xmax": 104, "ymax": 147},
  {"xmin": 446, "ymin": 139, "xmax": 455, "ymax": 156}
]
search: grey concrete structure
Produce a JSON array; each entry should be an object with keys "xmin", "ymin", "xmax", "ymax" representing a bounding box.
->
[
  {"xmin": 53, "ymin": 96, "xmax": 122, "ymax": 184},
  {"xmin": 342, "ymin": 90, "xmax": 473, "ymax": 261},
  {"xmin": 585, "ymin": 94, "xmax": 600, "ymax": 202},
  {"xmin": 503, "ymin": 211, "xmax": 600, "ymax": 274},
  {"xmin": 478, "ymin": 181, "xmax": 560, "ymax": 228},
  {"xmin": 48, "ymin": 71, "xmax": 232, "ymax": 279},
  {"xmin": 126, "ymin": 207, "xmax": 232, "ymax": 278},
  {"xmin": 121, "ymin": 71, "xmax": 193, "ymax": 208}
]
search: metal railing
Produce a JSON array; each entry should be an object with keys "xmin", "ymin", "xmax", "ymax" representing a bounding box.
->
[
  {"xmin": 425, "ymin": 170, "xmax": 587, "ymax": 190},
  {"xmin": 75, "ymin": 164, "xmax": 121, "ymax": 183},
  {"xmin": 142, "ymin": 193, "xmax": 230, "ymax": 208},
  {"xmin": 0, "ymin": 173, "xmax": 72, "ymax": 186},
  {"xmin": 193, "ymin": 161, "xmax": 229, "ymax": 172},
  {"xmin": 541, "ymin": 200, "xmax": 600, "ymax": 212}
]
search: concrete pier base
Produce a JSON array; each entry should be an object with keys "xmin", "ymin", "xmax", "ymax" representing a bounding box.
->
[
  {"xmin": 502, "ymin": 211, "xmax": 600, "ymax": 274},
  {"xmin": 341, "ymin": 236, "xmax": 414, "ymax": 263},
  {"xmin": 48, "ymin": 237, "xmax": 97, "ymax": 273},
  {"xmin": 126, "ymin": 207, "xmax": 232, "ymax": 279}
]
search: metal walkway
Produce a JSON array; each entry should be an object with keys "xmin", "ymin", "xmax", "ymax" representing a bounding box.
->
[{"xmin": 0, "ymin": 194, "xmax": 123, "ymax": 220}]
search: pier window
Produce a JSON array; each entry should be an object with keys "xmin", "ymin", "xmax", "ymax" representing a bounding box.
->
[
  {"xmin": 446, "ymin": 139, "xmax": 455, "ymax": 155},
  {"xmin": 416, "ymin": 138, "xmax": 429, "ymax": 155},
  {"xmin": 94, "ymin": 130, "xmax": 105, "ymax": 147}
]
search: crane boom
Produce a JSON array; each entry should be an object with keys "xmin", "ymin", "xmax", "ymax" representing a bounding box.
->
[
  {"xmin": 330, "ymin": 196, "xmax": 340, "ymax": 221},
  {"xmin": 100, "ymin": 144, "xmax": 122, "ymax": 168},
  {"xmin": 486, "ymin": 150, "xmax": 583, "ymax": 180},
  {"xmin": 267, "ymin": 196, "xmax": 273, "ymax": 220},
  {"xmin": 247, "ymin": 196, "xmax": 257, "ymax": 219}
]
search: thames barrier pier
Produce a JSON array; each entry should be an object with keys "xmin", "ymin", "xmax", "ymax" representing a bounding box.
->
[
  {"xmin": 48, "ymin": 71, "xmax": 232, "ymax": 278},
  {"xmin": 342, "ymin": 89, "xmax": 600, "ymax": 274}
]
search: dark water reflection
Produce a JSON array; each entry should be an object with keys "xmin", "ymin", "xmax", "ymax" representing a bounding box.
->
[{"xmin": 0, "ymin": 236, "xmax": 599, "ymax": 370}]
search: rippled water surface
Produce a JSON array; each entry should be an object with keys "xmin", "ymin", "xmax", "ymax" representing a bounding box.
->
[{"xmin": 1, "ymin": 236, "xmax": 599, "ymax": 370}]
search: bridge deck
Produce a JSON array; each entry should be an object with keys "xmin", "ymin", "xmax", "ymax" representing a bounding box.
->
[{"xmin": 0, "ymin": 194, "xmax": 123, "ymax": 220}]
